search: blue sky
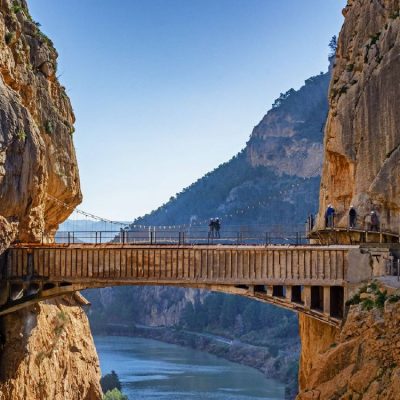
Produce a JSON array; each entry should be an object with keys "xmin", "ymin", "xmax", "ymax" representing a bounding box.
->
[{"xmin": 29, "ymin": 0, "xmax": 345, "ymax": 221}]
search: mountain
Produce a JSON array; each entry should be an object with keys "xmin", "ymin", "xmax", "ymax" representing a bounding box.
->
[
  {"xmin": 132, "ymin": 71, "xmax": 329, "ymax": 229},
  {"xmin": 85, "ymin": 66, "xmax": 331, "ymax": 399}
]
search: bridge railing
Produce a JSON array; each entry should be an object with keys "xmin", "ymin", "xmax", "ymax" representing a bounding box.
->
[{"xmin": 55, "ymin": 227, "xmax": 309, "ymax": 246}]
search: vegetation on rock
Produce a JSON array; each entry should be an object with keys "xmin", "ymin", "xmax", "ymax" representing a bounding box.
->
[
  {"xmin": 103, "ymin": 388, "xmax": 128, "ymax": 400},
  {"xmin": 346, "ymin": 281, "xmax": 400, "ymax": 311},
  {"xmin": 100, "ymin": 370, "xmax": 122, "ymax": 393}
]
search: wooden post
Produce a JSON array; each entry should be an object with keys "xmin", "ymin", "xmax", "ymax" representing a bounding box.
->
[
  {"xmin": 266, "ymin": 285, "xmax": 274, "ymax": 297},
  {"xmin": 323, "ymin": 286, "xmax": 331, "ymax": 316},
  {"xmin": 304, "ymin": 286, "xmax": 312, "ymax": 309},
  {"xmin": 285, "ymin": 286, "xmax": 292, "ymax": 302}
]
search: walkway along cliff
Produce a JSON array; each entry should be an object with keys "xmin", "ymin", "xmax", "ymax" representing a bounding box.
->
[
  {"xmin": 0, "ymin": 1, "xmax": 102, "ymax": 399},
  {"xmin": 1, "ymin": 1, "xmax": 400, "ymax": 400},
  {"xmin": 298, "ymin": 1, "xmax": 400, "ymax": 398}
]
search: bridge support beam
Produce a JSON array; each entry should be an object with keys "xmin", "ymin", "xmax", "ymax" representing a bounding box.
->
[
  {"xmin": 323, "ymin": 286, "xmax": 331, "ymax": 317},
  {"xmin": 304, "ymin": 286, "xmax": 312, "ymax": 310},
  {"xmin": 285, "ymin": 286, "xmax": 292, "ymax": 302}
]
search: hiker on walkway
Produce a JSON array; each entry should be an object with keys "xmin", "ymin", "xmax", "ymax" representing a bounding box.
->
[
  {"xmin": 370, "ymin": 211, "xmax": 380, "ymax": 231},
  {"xmin": 307, "ymin": 214, "xmax": 315, "ymax": 232},
  {"xmin": 214, "ymin": 218, "xmax": 221, "ymax": 238},
  {"xmin": 348, "ymin": 205, "xmax": 357, "ymax": 229},
  {"xmin": 325, "ymin": 204, "xmax": 335, "ymax": 228},
  {"xmin": 208, "ymin": 219, "xmax": 215, "ymax": 239}
]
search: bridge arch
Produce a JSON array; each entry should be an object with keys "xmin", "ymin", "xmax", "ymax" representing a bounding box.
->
[
  {"xmin": 1, "ymin": 280, "xmax": 344, "ymax": 327},
  {"xmin": 0, "ymin": 243, "xmax": 375, "ymax": 327}
]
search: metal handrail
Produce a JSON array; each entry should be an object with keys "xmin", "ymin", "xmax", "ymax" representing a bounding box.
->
[{"xmin": 54, "ymin": 229, "xmax": 309, "ymax": 246}]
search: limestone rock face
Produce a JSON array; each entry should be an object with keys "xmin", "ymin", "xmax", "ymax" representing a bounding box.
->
[
  {"xmin": 317, "ymin": 0, "xmax": 400, "ymax": 232},
  {"xmin": 297, "ymin": 314, "xmax": 337, "ymax": 394},
  {"xmin": 247, "ymin": 72, "xmax": 330, "ymax": 178},
  {"xmin": 0, "ymin": 297, "xmax": 102, "ymax": 400},
  {"xmin": 297, "ymin": 302, "xmax": 400, "ymax": 399},
  {"xmin": 0, "ymin": 2, "xmax": 101, "ymax": 399},
  {"xmin": 0, "ymin": 0, "xmax": 81, "ymax": 245}
]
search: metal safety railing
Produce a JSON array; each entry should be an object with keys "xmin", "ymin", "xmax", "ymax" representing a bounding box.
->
[{"xmin": 54, "ymin": 224, "xmax": 310, "ymax": 246}]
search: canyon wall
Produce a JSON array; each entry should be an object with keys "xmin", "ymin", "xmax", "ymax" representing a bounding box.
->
[
  {"xmin": 0, "ymin": 1, "xmax": 102, "ymax": 398},
  {"xmin": 297, "ymin": 315, "xmax": 337, "ymax": 395},
  {"xmin": 297, "ymin": 299, "xmax": 400, "ymax": 399},
  {"xmin": 0, "ymin": 0, "xmax": 81, "ymax": 248},
  {"xmin": 298, "ymin": 0, "xmax": 400, "ymax": 398},
  {"xmin": 0, "ymin": 296, "xmax": 102, "ymax": 400},
  {"xmin": 317, "ymin": 0, "xmax": 400, "ymax": 232}
]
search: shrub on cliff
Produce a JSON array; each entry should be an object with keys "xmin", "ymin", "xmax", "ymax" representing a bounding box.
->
[
  {"xmin": 100, "ymin": 370, "xmax": 121, "ymax": 393},
  {"xmin": 103, "ymin": 388, "xmax": 128, "ymax": 400},
  {"xmin": 345, "ymin": 281, "xmax": 400, "ymax": 311}
]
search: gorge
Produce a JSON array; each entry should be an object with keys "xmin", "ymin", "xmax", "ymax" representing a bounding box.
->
[{"xmin": 1, "ymin": 1, "xmax": 400, "ymax": 400}]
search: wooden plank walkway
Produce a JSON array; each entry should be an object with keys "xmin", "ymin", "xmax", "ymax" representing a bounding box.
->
[{"xmin": 3, "ymin": 244, "xmax": 351, "ymax": 286}]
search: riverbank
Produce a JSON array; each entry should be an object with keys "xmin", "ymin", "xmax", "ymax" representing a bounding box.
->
[{"xmin": 90, "ymin": 322, "xmax": 299, "ymax": 399}]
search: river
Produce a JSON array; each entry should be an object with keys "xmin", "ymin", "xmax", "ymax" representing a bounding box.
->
[{"xmin": 95, "ymin": 336, "xmax": 285, "ymax": 400}]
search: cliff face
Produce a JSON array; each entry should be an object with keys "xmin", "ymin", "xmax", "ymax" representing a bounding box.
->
[
  {"xmin": 0, "ymin": 0, "xmax": 81, "ymax": 248},
  {"xmin": 247, "ymin": 72, "xmax": 329, "ymax": 179},
  {"xmin": 297, "ymin": 315, "xmax": 337, "ymax": 395},
  {"xmin": 297, "ymin": 301, "xmax": 400, "ymax": 399},
  {"xmin": 300, "ymin": 0, "xmax": 400, "ymax": 398},
  {"xmin": 0, "ymin": 1, "xmax": 101, "ymax": 398},
  {"xmin": 318, "ymin": 0, "xmax": 400, "ymax": 232},
  {"xmin": 0, "ymin": 297, "xmax": 102, "ymax": 400}
]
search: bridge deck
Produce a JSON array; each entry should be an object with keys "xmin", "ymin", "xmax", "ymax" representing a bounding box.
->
[
  {"xmin": 3, "ymin": 244, "xmax": 354, "ymax": 286},
  {"xmin": 0, "ymin": 243, "xmax": 381, "ymax": 326}
]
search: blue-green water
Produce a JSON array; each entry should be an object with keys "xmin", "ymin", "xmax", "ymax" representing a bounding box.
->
[{"xmin": 95, "ymin": 336, "xmax": 285, "ymax": 400}]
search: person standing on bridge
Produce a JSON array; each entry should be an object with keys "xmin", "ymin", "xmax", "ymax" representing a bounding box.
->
[
  {"xmin": 208, "ymin": 218, "xmax": 215, "ymax": 239},
  {"xmin": 325, "ymin": 204, "xmax": 335, "ymax": 228},
  {"xmin": 215, "ymin": 218, "xmax": 221, "ymax": 238},
  {"xmin": 370, "ymin": 211, "xmax": 380, "ymax": 231},
  {"xmin": 307, "ymin": 214, "xmax": 315, "ymax": 232},
  {"xmin": 348, "ymin": 205, "xmax": 357, "ymax": 229}
]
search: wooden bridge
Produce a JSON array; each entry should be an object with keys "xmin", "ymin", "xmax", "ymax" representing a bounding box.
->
[{"xmin": 0, "ymin": 243, "xmax": 391, "ymax": 326}]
